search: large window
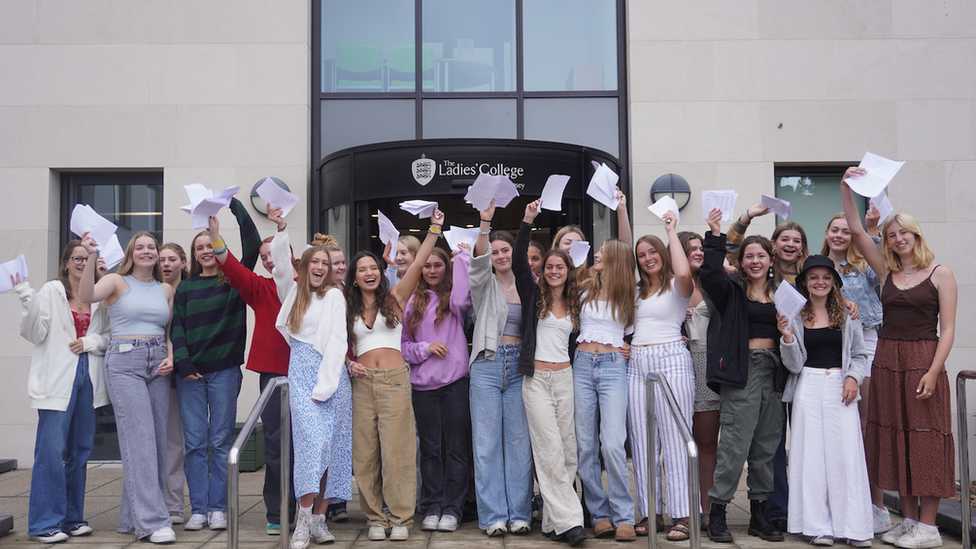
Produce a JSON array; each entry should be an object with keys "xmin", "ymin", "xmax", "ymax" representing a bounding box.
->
[
  {"xmin": 423, "ymin": 0, "xmax": 516, "ymax": 92},
  {"xmin": 320, "ymin": 0, "xmax": 414, "ymax": 93},
  {"xmin": 523, "ymin": 0, "xmax": 617, "ymax": 91},
  {"xmin": 775, "ymin": 166, "xmax": 864, "ymax": 253}
]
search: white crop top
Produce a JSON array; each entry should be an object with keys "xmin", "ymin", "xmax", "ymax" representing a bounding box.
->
[
  {"xmin": 353, "ymin": 314, "xmax": 403, "ymax": 356},
  {"xmin": 632, "ymin": 289, "xmax": 690, "ymax": 346},
  {"xmin": 576, "ymin": 294, "xmax": 633, "ymax": 348},
  {"xmin": 534, "ymin": 313, "xmax": 573, "ymax": 363}
]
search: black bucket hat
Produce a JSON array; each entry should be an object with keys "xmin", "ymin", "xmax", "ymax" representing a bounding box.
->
[{"xmin": 795, "ymin": 255, "xmax": 843, "ymax": 296}]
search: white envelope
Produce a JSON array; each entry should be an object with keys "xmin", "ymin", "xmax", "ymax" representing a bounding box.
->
[
  {"xmin": 586, "ymin": 162, "xmax": 620, "ymax": 210},
  {"xmin": 444, "ymin": 226, "xmax": 480, "ymax": 252},
  {"xmin": 255, "ymin": 177, "xmax": 299, "ymax": 218},
  {"xmin": 377, "ymin": 210, "xmax": 400, "ymax": 259},
  {"xmin": 701, "ymin": 190, "xmax": 738, "ymax": 221},
  {"xmin": 400, "ymin": 200, "xmax": 439, "ymax": 218},
  {"xmin": 845, "ymin": 152, "xmax": 905, "ymax": 198},
  {"xmin": 761, "ymin": 194, "xmax": 792, "ymax": 220},
  {"xmin": 540, "ymin": 174, "xmax": 571, "ymax": 212},
  {"xmin": 69, "ymin": 204, "xmax": 118, "ymax": 250},
  {"xmin": 647, "ymin": 196, "xmax": 680, "ymax": 225},
  {"xmin": 0, "ymin": 254, "xmax": 28, "ymax": 293},
  {"xmin": 100, "ymin": 234, "xmax": 125, "ymax": 271},
  {"xmin": 774, "ymin": 282, "xmax": 807, "ymax": 330},
  {"xmin": 569, "ymin": 241, "xmax": 591, "ymax": 268},
  {"xmin": 463, "ymin": 173, "xmax": 520, "ymax": 211}
]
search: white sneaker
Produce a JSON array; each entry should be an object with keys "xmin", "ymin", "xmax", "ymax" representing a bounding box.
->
[
  {"xmin": 292, "ymin": 512, "xmax": 312, "ymax": 549},
  {"xmin": 511, "ymin": 520, "xmax": 531, "ymax": 534},
  {"xmin": 850, "ymin": 539, "xmax": 874, "ymax": 548},
  {"xmin": 367, "ymin": 525, "xmax": 387, "ymax": 541},
  {"xmin": 31, "ymin": 531, "xmax": 69, "ymax": 543},
  {"xmin": 170, "ymin": 514, "xmax": 185, "ymax": 525},
  {"xmin": 184, "ymin": 514, "xmax": 207, "ymax": 531},
  {"xmin": 812, "ymin": 535, "xmax": 835, "ymax": 546},
  {"xmin": 874, "ymin": 505, "xmax": 893, "ymax": 534},
  {"xmin": 68, "ymin": 524, "xmax": 93, "ymax": 536},
  {"xmin": 309, "ymin": 514, "xmax": 335, "ymax": 544},
  {"xmin": 389, "ymin": 525, "xmax": 409, "ymax": 541},
  {"xmin": 149, "ymin": 526, "xmax": 176, "ymax": 544},
  {"xmin": 437, "ymin": 515, "xmax": 459, "ymax": 532},
  {"xmin": 208, "ymin": 510, "xmax": 228, "ymax": 530},
  {"xmin": 422, "ymin": 515, "xmax": 440, "ymax": 531},
  {"xmin": 487, "ymin": 521, "xmax": 507, "ymax": 537},
  {"xmin": 882, "ymin": 521, "xmax": 912, "ymax": 544},
  {"xmin": 894, "ymin": 523, "xmax": 942, "ymax": 549}
]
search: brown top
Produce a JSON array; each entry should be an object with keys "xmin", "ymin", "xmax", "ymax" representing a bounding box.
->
[{"xmin": 879, "ymin": 267, "xmax": 940, "ymax": 341}]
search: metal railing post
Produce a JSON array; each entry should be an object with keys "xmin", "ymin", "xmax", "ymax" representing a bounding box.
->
[
  {"xmin": 228, "ymin": 376, "xmax": 290, "ymax": 549},
  {"xmin": 646, "ymin": 372, "xmax": 700, "ymax": 549},
  {"xmin": 957, "ymin": 371, "xmax": 976, "ymax": 549}
]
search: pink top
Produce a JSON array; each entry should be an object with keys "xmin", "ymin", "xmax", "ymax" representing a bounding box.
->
[{"xmin": 71, "ymin": 311, "xmax": 90, "ymax": 339}]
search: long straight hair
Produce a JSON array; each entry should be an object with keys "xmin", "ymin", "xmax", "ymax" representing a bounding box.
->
[
  {"xmin": 677, "ymin": 231, "xmax": 703, "ymax": 289},
  {"xmin": 538, "ymin": 249, "xmax": 581, "ymax": 332},
  {"xmin": 117, "ymin": 231, "xmax": 164, "ymax": 282},
  {"xmin": 635, "ymin": 235, "xmax": 673, "ymax": 299},
  {"xmin": 188, "ymin": 231, "xmax": 227, "ymax": 284},
  {"xmin": 580, "ymin": 239, "xmax": 636, "ymax": 326},
  {"xmin": 406, "ymin": 247, "xmax": 454, "ymax": 337},
  {"xmin": 736, "ymin": 235, "xmax": 778, "ymax": 302},
  {"xmin": 287, "ymin": 246, "xmax": 337, "ymax": 334},
  {"xmin": 344, "ymin": 252, "xmax": 400, "ymax": 349}
]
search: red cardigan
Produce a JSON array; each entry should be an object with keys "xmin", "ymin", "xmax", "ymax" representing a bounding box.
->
[{"xmin": 219, "ymin": 250, "xmax": 290, "ymax": 376}]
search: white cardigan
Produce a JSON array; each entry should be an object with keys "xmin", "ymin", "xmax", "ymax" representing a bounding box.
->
[
  {"xmin": 271, "ymin": 230, "xmax": 348, "ymax": 402},
  {"xmin": 16, "ymin": 280, "xmax": 110, "ymax": 411},
  {"xmin": 779, "ymin": 313, "xmax": 868, "ymax": 403}
]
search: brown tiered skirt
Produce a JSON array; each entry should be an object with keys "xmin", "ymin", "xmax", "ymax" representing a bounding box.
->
[{"xmin": 865, "ymin": 338, "xmax": 954, "ymax": 498}]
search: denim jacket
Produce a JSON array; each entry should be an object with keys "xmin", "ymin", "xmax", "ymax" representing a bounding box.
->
[{"xmin": 839, "ymin": 261, "xmax": 883, "ymax": 330}]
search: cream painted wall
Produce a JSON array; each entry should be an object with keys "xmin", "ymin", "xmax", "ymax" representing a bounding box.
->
[
  {"xmin": 0, "ymin": 0, "xmax": 312, "ymax": 466},
  {"xmin": 627, "ymin": 0, "xmax": 976, "ymax": 473}
]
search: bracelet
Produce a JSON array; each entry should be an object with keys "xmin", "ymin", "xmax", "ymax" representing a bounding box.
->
[
  {"xmin": 479, "ymin": 230, "xmax": 490, "ymax": 236},
  {"xmin": 209, "ymin": 239, "xmax": 224, "ymax": 248},
  {"xmin": 214, "ymin": 247, "xmax": 228, "ymax": 255},
  {"xmin": 480, "ymin": 218, "xmax": 492, "ymax": 224},
  {"xmin": 277, "ymin": 224, "xmax": 287, "ymax": 233},
  {"xmin": 428, "ymin": 225, "xmax": 442, "ymax": 235}
]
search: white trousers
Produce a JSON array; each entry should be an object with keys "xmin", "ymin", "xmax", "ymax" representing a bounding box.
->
[
  {"xmin": 523, "ymin": 368, "xmax": 584, "ymax": 536},
  {"xmin": 626, "ymin": 342, "xmax": 697, "ymax": 518},
  {"xmin": 787, "ymin": 368, "xmax": 873, "ymax": 540}
]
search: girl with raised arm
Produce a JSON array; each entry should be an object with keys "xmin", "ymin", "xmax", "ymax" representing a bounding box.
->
[
  {"xmin": 79, "ymin": 231, "xmax": 176, "ymax": 544},
  {"xmin": 15, "ymin": 242, "xmax": 110, "ymax": 543},
  {"xmin": 344, "ymin": 208, "xmax": 445, "ymax": 542},
  {"xmin": 266, "ymin": 207, "xmax": 349, "ymax": 549},
  {"xmin": 627, "ymin": 210, "xmax": 696, "ymax": 541},
  {"xmin": 842, "ymin": 168, "xmax": 957, "ymax": 549}
]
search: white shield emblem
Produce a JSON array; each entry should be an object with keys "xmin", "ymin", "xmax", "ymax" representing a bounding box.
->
[{"xmin": 411, "ymin": 155, "xmax": 436, "ymax": 186}]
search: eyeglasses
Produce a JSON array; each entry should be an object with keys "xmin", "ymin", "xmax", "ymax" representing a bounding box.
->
[{"xmin": 69, "ymin": 256, "xmax": 88, "ymax": 265}]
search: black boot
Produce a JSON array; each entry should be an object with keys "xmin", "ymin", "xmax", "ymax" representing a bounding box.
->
[
  {"xmin": 748, "ymin": 500, "xmax": 784, "ymax": 541},
  {"xmin": 708, "ymin": 503, "xmax": 733, "ymax": 543}
]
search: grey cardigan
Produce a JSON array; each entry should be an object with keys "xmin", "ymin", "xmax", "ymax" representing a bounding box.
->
[
  {"xmin": 468, "ymin": 250, "xmax": 511, "ymax": 366},
  {"xmin": 779, "ymin": 313, "xmax": 868, "ymax": 403}
]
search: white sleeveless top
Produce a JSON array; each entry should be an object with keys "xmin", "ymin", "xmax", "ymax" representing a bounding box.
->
[
  {"xmin": 632, "ymin": 289, "xmax": 690, "ymax": 346},
  {"xmin": 534, "ymin": 313, "xmax": 573, "ymax": 363},
  {"xmin": 353, "ymin": 314, "xmax": 403, "ymax": 356}
]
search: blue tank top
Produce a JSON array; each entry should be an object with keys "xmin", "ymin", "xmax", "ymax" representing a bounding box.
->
[{"xmin": 108, "ymin": 275, "xmax": 170, "ymax": 336}]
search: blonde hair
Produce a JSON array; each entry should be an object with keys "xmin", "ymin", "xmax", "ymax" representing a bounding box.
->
[
  {"xmin": 398, "ymin": 235, "xmax": 421, "ymax": 256},
  {"xmin": 580, "ymin": 239, "xmax": 636, "ymax": 327},
  {"xmin": 288, "ymin": 247, "xmax": 338, "ymax": 333},
  {"xmin": 118, "ymin": 231, "xmax": 164, "ymax": 282},
  {"xmin": 820, "ymin": 213, "xmax": 869, "ymax": 275},
  {"xmin": 882, "ymin": 213, "xmax": 935, "ymax": 272}
]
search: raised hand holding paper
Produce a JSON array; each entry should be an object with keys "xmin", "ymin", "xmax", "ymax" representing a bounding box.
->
[
  {"xmin": 69, "ymin": 204, "xmax": 118, "ymax": 251},
  {"xmin": 568, "ymin": 240, "xmax": 590, "ymax": 268},
  {"xmin": 377, "ymin": 210, "xmax": 400, "ymax": 260},
  {"xmin": 540, "ymin": 174, "xmax": 571, "ymax": 211},
  {"xmin": 844, "ymin": 152, "xmax": 905, "ymax": 197},
  {"xmin": 181, "ymin": 184, "xmax": 241, "ymax": 229},
  {"xmin": 586, "ymin": 162, "xmax": 620, "ymax": 210},
  {"xmin": 400, "ymin": 200, "xmax": 439, "ymax": 218},
  {"xmin": 648, "ymin": 196, "xmax": 680, "ymax": 225},
  {"xmin": 871, "ymin": 189, "xmax": 894, "ymax": 224},
  {"xmin": 774, "ymin": 282, "xmax": 807, "ymax": 330},
  {"xmin": 0, "ymin": 254, "xmax": 28, "ymax": 293},
  {"xmin": 444, "ymin": 226, "xmax": 480, "ymax": 252},
  {"xmin": 464, "ymin": 173, "xmax": 520, "ymax": 211},
  {"xmin": 760, "ymin": 194, "xmax": 791, "ymax": 219},
  {"xmin": 100, "ymin": 234, "xmax": 125, "ymax": 271},
  {"xmin": 701, "ymin": 190, "xmax": 738, "ymax": 221},
  {"xmin": 255, "ymin": 177, "xmax": 299, "ymax": 217}
]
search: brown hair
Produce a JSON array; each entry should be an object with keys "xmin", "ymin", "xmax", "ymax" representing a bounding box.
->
[
  {"xmin": 288, "ymin": 247, "xmax": 338, "ymax": 333},
  {"xmin": 160, "ymin": 242, "xmax": 189, "ymax": 281},
  {"xmin": 797, "ymin": 267, "xmax": 847, "ymax": 329},
  {"xmin": 771, "ymin": 221, "xmax": 809, "ymax": 276},
  {"xmin": 118, "ymin": 231, "xmax": 164, "ymax": 282},
  {"xmin": 262, "ymin": 235, "xmax": 299, "ymax": 269},
  {"xmin": 344, "ymin": 252, "xmax": 400, "ymax": 349},
  {"xmin": 635, "ymin": 235, "xmax": 673, "ymax": 299},
  {"xmin": 188, "ymin": 231, "xmax": 227, "ymax": 284},
  {"xmin": 736, "ymin": 235, "xmax": 778, "ymax": 302},
  {"xmin": 406, "ymin": 247, "xmax": 454, "ymax": 337},
  {"xmin": 678, "ymin": 231, "xmax": 704, "ymax": 288},
  {"xmin": 57, "ymin": 240, "xmax": 100, "ymax": 299},
  {"xmin": 537, "ymin": 249, "xmax": 581, "ymax": 332},
  {"xmin": 580, "ymin": 239, "xmax": 636, "ymax": 326}
]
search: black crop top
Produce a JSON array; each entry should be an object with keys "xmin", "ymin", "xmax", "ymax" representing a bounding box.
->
[
  {"xmin": 803, "ymin": 327, "xmax": 843, "ymax": 369},
  {"xmin": 746, "ymin": 300, "xmax": 778, "ymax": 340}
]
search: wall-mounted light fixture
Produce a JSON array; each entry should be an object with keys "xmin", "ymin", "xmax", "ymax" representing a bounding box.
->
[
  {"xmin": 650, "ymin": 173, "xmax": 692, "ymax": 210},
  {"xmin": 249, "ymin": 177, "xmax": 290, "ymax": 216}
]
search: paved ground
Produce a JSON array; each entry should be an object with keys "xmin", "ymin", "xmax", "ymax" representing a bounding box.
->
[{"xmin": 0, "ymin": 462, "xmax": 963, "ymax": 549}]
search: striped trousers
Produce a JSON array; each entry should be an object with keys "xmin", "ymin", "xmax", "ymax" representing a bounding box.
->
[{"xmin": 627, "ymin": 342, "xmax": 698, "ymax": 519}]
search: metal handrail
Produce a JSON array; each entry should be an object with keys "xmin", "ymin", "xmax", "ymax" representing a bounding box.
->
[
  {"xmin": 646, "ymin": 372, "xmax": 701, "ymax": 549},
  {"xmin": 956, "ymin": 370, "xmax": 976, "ymax": 549},
  {"xmin": 228, "ymin": 376, "xmax": 290, "ymax": 549}
]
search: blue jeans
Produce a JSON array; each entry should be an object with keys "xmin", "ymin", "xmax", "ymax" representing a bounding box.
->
[
  {"xmin": 28, "ymin": 354, "xmax": 96, "ymax": 536},
  {"xmin": 469, "ymin": 344, "xmax": 533, "ymax": 529},
  {"xmin": 574, "ymin": 350, "xmax": 635, "ymax": 526},
  {"xmin": 177, "ymin": 367, "xmax": 243, "ymax": 515}
]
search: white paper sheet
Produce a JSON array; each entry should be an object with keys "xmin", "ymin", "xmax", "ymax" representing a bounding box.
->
[
  {"xmin": 540, "ymin": 174, "xmax": 571, "ymax": 212},
  {"xmin": 586, "ymin": 163, "xmax": 620, "ymax": 211},
  {"xmin": 463, "ymin": 173, "xmax": 520, "ymax": 211},
  {"xmin": 701, "ymin": 190, "xmax": 738, "ymax": 221},
  {"xmin": 774, "ymin": 282, "xmax": 807, "ymax": 330},
  {"xmin": 0, "ymin": 254, "xmax": 28, "ymax": 293},
  {"xmin": 377, "ymin": 210, "xmax": 400, "ymax": 260},
  {"xmin": 181, "ymin": 184, "xmax": 241, "ymax": 229},
  {"xmin": 255, "ymin": 177, "xmax": 299, "ymax": 218},
  {"xmin": 845, "ymin": 152, "xmax": 905, "ymax": 197},
  {"xmin": 871, "ymin": 190, "xmax": 894, "ymax": 224},
  {"xmin": 399, "ymin": 200, "xmax": 439, "ymax": 218},
  {"xmin": 569, "ymin": 241, "xmax": 591, "ymax": 268},
  {"xmin": 444, "ymin": 226, "xmax": 480, "ymax": 252},
  {"xmin": 100, "ymin": 234, "xmax": 125, "ymax": 271},
  {"xmin": 69, "ymin": 204, "xmax": 118, "ymax": 250},
  {"xmin": 647, "ymin": 196, "xmax": 680, "ymax": 225},
  {"xmin": 761, "ymin": 194, "xmax": 792, "ymax": 220}
]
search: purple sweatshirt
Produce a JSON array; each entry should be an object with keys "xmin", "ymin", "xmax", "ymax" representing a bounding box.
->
[{"xmin": 401, "ymin": 250, "xmax": 473, "ymax": 391}]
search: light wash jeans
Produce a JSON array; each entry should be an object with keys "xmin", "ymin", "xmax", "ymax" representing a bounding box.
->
[
  {"xmin": 469, "ymin": 343, "xmax": 533, "ymax": 530},
  {"xmin": 573, "ymin": 350, "xmax": 635, "ymax": 527},
  {"xmin": 28, "ymin": 354, "xmax": 96, "ymax": 536},
  {"xmin": 177, "ymin": 366, "xmax": 243, "ymax": 515}
]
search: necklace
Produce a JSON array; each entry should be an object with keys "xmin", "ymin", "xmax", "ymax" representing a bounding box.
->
[
  {"xmin": 502, "ymin": 283, "xmax": 516, "ymax": 294},
  {"xmin": 900, "ymin": 265, "xmax": 922, "ymax": 289},
  {"xmin": 131, "ymin": 273, "xmax": 154, "ymax": 283}
]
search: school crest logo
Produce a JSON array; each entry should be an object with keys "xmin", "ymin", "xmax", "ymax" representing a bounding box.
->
[{"xmin": 411, "ymin": 154, "xmax": 436, "ymax": 186}]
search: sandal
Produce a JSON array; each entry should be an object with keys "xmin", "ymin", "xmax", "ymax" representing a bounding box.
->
[
  {"xmin": 635, "ymin": 517, "xmax": 649, "ymax": 537},
  {"xmin": 666, "ymin": 518, "xmax": 691, "ymax": 541},
  {"xmin": 701, "ymin": 512, "xmax": 710, "ymax": 531}
]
